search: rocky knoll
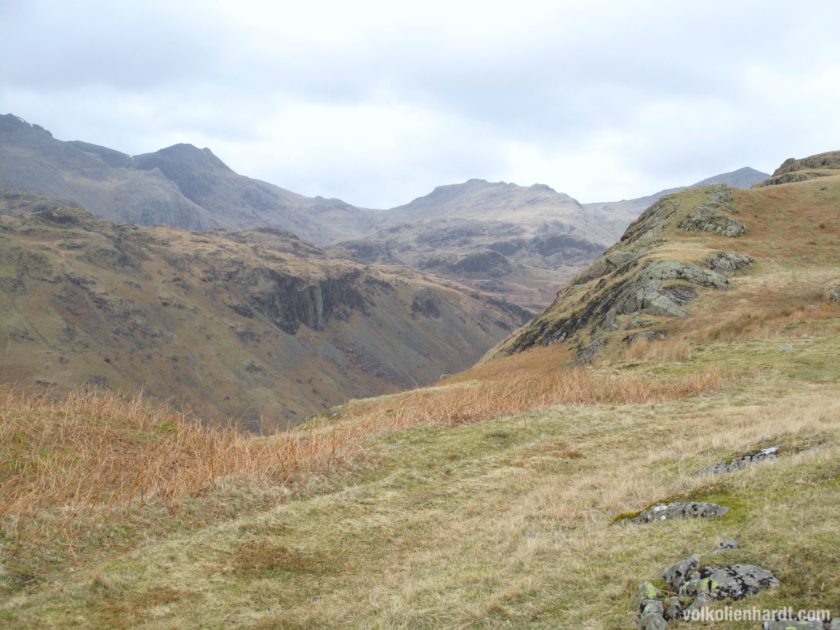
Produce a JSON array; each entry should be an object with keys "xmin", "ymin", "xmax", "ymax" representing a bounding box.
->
[{"xmin": 489, "ymin": 184, "xmax": 755, "ymax": 362}]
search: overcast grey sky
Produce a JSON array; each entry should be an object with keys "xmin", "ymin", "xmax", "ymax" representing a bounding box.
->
[{"xmin": 2, "ymin": 0, "xmax": 840, "ymax": 207}]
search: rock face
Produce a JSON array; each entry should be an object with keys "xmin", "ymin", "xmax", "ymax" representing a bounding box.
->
[
  {"xmin": 759, "ymin": 151, "xmax": 840, "ymax": 186},
  {"xmin": 621, "ymin": 502, "xmax": 729, "ymax": 524},
  {"xmin": 699, "ymin": 446, "xmax": 780, "ymax": 475},
  {"xmin": 491, "ymin": 184, "xmax": 753, "ymax": 362}
]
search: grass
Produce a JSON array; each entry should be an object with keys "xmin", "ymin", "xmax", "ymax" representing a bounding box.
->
[{"xmin": 1, "ymin": 172, "xmax": 839, "ymax": 627}]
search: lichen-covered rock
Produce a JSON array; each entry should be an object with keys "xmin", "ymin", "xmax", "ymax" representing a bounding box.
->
[
  {"xmin": 636, "ymin": 581, "xmax": 664, "ymax": 607},
  {"xmin": 662, "ymin": 597, "xmax": 683, "ymax": 621},
  {"xmin": 679, "ymin": 206, "xmax": 747, "ymax": 237},
  {"xmin": 663, "ymin": 555, "xmax": 700, "ymax": 591},
  {"xmin": 699, "ymin": 446, "xmax": 780, "ymax": 475},
  {"xmin": 622, "ymin": 502, "xmax": 729, "ymax": 524},
  {"xmin": 680, "ymin": 564, "xmax": 779, "ymax": 600},
  {"xmin": 705, "ymin": 251, "xmax": 754, "ymax": 274}
]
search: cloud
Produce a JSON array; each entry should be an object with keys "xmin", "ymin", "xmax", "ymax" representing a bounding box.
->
[{"xmin": 2, "ymin": 0, "xmax": 840, "ymax": 207}]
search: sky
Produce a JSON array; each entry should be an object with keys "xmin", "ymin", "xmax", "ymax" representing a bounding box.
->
[{"xmin": 2, "ymin": 0, "xmax": 840, "ymax": 208}]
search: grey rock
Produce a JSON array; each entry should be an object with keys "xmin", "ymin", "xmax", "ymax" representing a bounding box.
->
[
  {"xmin": 825, "ymin": 283, "xmax": 840, "ymax": 304},
  {"xmin": 830, "ymin": 618, "xmax": 840, "ymax": 630},
  {"xmin": 680, "ymin": 564, "xmax": 779, "ymax": 600},
  {"xmin": 705, "ymin": 251, "xmax": 754, "ymax": 274},
  {"xmin": 699, "ymin": 446, "xmax": 780, "ymax": 475},
  {"xmin": 683, "ymin": 592, "xmax": 710, "ymax": 617},
  {"xmin": 662, "ymin": 554, "xmax": 700, "ymax": 590},
  {"xmin": 714, "ymin": 540, "xmax": 739, "ymax": 553},
  {"xmin": 778, "ymin": 343, "xmax": 794, "ymax": 351},
  {"xmin": 636, "ymin": 611, "xmax": 668, "ymax": 630},
  {"xmin": 679, "ymin": 206, "xmax": 747, "ymax": 237},
  {"xmin": 663, "ymin": 596, "xmax": 683, "ymax": 621},
  {"xmin": 7, "ymin": 326, "xmax": 34, "ymax": 341},
  {"xmin": 623, "ymin": 502, "xmax": 729, "ymax": 524}
]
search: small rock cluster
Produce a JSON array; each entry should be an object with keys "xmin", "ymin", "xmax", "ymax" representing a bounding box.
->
[
  {"xmin": 677, "ymin": 185, "xmax": 748, "ymax": 237},
  {"xmin": 620, "ymin": 502, "xmax": 729, "ymax": 525},
  {"xmin": 698, "ymin": 446, "xmax": 780, "ymax": 475},
  {"xmin": 637, "ymin": 551, "xmax": 780, "ymax": 629}
]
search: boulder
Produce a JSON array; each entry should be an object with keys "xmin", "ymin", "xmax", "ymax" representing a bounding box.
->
[{"xmin": 714, "ymin": 540, "xmax": 739, "ymax": 553}]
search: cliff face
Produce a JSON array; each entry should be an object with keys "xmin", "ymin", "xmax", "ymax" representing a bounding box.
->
[{"xmin": 0, "ymin": 190, "xmax": 528, "ymax": 427}]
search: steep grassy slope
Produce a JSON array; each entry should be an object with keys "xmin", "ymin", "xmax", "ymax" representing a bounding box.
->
[
  {"xmin": 0, "ymin": 191, "xmax": 528, "ymax": 427},
  {"xmin": 0, "ymin": 154, "xmax": 838, "ymax": 628}
]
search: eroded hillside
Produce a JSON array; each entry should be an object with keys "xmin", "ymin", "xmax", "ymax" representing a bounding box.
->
[{"xmin": 0, "ymin": 191, "xmax": 529, "ymax": 427}]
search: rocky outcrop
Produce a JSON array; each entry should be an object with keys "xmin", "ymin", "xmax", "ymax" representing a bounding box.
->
[
  {"xmin": 679, "ymin": 206, "xmax": 746, "ymax": 237},
  {"xmin": 241, "ymin": 268, "xmax": 369, "ymax": 334},
  {"xmin": 699, "ymin": 446, "xmax": 780, "ymax": 475},
  {"xmin": 705, "ymin": 251, "xmax": 754, "ymax": 274},
  {"xmin": 619, "ymin": 502, "xmax": 729, "ymax": 525},
  {"xmin": 636, "ymin": 551, "xmax": 780, "ymax": 628}
]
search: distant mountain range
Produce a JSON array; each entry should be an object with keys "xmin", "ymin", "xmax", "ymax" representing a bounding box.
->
[
  {"xmin": 0, "ymin": 114, "xmax": 376, "ymax": 244},
  {"xmin": 0, "ymin": 113, "xmax": 769, "ymax": 309}
]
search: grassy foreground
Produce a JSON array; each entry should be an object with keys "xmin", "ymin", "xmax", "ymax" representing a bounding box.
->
[{"xmin": 1, "ymin": 327, "xmax": 839, "ymax": 627}]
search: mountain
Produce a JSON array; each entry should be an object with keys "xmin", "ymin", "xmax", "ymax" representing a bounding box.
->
[
  {"xmin": 0, "ymin": 189, "xmax": 529, "ymax": 427},
  {"xmin": 582, "ymin": 166, "xmax": 769, "ymax": 225},
  {"xmin": 3, "ymin": 152, "xmax": 839, "ymax": 627},
  {"xmin": 0, "ymin": 114, "xmax": 375, "ymax": 244},
  {"xmin": 330, "ymin": 179, "xmax": 622, "ymax": 310}
]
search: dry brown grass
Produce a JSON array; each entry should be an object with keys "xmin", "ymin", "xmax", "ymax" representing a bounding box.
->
[
  {"xmin": 621, "ymin": 335, "xmax": 693, "ymax": 363},
  {"xmin": 0, "ymin": 389, "xmax": 345, "ymax": 525},
  {"xmin": 0, "ymin": 361, "xmax": 723, "ymax": 535},
  {"xmin": 343, "ymin": 363, "xmax": 723, "ymax": 431}
]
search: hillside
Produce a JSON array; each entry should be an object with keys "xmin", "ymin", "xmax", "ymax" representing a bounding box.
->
[
  {"xmin": 490, "ymin": 157, "xmax": 835, "ymax": 365},
  {"xmin": 0, "ymin": 190, "xmax": 528, "ymax": 427},
  {"xmin": 0, "ymin": 114, "xmax": 375, "ymax": 244},
  {"xmin": 0, "ymin": 153, "xmax": 838, "ymax": 628}
]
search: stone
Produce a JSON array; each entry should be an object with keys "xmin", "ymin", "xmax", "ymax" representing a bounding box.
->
[
  {"xmin": 705, "ymin": 251, "xmax": 754, "ymax": 274},
  {"xmin": 623, "ymin": 502, "xmax": 729, "ymax": 524},
  {"xmin": 663, "ymin": 596, "xmax": 683, "ymax": 621},
  {"xmin": 714, "ymin": 540, "xmax": 739, "ymax": 553},
  {"xmin": 778, "ymin": 343, "xmax": 794, "ymax": 351},
  {"xmin": 680, "ymin": 564, "xmax": 779, "ymax": 600},
  {"xmin": 683, "ymin": 592, "xmax": 710, "ymax": 618},
  {"xmin": 825, "ymin": 283, "xmax": 840, "ymax": 304},
  {"xmin": 830, "ymin": 618, "xmax": 840, "ymax": 630},
  {"xmin": 662, "ymin": 554, "xmax": 700, "ymax": 591},
  {"xmin": 699, "ymin": 446, "xmax": 780, "ymax": 475},
  {"xmin": 637, "ymin": 611, "xmax": 668, "ymax": 630}
]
